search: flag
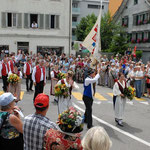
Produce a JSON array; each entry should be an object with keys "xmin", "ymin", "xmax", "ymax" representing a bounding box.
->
[{"xmin": 82, "ymin": 7, "xmax": 102, "ymax": 60}]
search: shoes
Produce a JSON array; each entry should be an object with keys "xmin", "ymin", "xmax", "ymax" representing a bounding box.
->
[
  {"xmin": 30, "ymin": 89, "xmax": 34, "ymax": 91},
  {"xmin": 115, "ymin": 118, "xmax": 118, "ymax": 123},
  {"xmin": 54, "ymin": 99, "xmax": 58, "ymax": 103},
  {"xmin": 118, "ymin": 120, "xmax": 123, "ymax": 127}
]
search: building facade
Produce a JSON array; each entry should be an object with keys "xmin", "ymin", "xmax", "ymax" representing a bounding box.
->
[
  {"xmin": 72, "ymin": 0, "xmax": 109, "ymax": 41},
  {"xmin": 0, "ymin": 0, "xmax": 72, "ymax": 55},
  {"xmin": 113, "ymin": 0, "xmax": 150, "ymax": 63}
]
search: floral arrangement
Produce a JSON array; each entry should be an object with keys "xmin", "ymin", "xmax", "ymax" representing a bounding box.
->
[
  {"xmin": 123, "ymin": 86, "xmax": 135, "ymax": 101},
  {"xmin": 143, "ymin": 38, "xmax": 148, "ymax": 43},
  {"xmin": 57, "ymin": 107, "xmax": 84, "ymax": 133},
  {"xmin": 131, "ymin": 39, "xmax": 136, "ymax": 43},
  {"xmin": 57, "ymin": 73, "xmax": 66, "ymax": 80},
  {"xmin": 55, "ymin": 83, "xmax": 69, "ymax": 98},
  {"xmin": 137, "ymin": 39, "xmax": 141, "ymax": 43},
  {"xmin": 7, "ymin": 73, "xmax": 20, "ymax": 84}
]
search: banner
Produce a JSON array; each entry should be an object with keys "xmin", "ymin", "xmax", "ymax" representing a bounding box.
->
[{"xmin": 82, "ymin": 4, "xmax": 102, "ymax": 60}]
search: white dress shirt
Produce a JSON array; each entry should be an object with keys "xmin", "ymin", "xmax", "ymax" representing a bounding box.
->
[
  {"xmin": 24, "ymin": 63, "xmax": 32, "ymax": 74},
  {"xmin": 32, "ymin": 66, "xmax": 46, "ymax": 83}
]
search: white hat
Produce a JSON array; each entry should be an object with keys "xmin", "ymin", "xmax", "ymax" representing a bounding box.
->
[{"xmin": 0, "ymin": 93, "xmax": 16, "ymax": 106}]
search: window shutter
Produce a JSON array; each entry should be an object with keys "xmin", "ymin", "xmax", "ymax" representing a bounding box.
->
[
  {"xmin": 148, "ymin": 32, "xmax": 150, "ymax": 42},
  {"xmin": 17, "ymin": 13, "xmax": 22, "ymax": 28},
  {"xmin": 136, "ymin": 15, "xmax": 138, "ymax": 25},
  {"xmin": 1, "ymin": 12, "xmax": 6, "ymax": 28},
  {"xmin": 56, "ymin": 15, "xmax": 59, "ymax": 29},
  {"xmin": 45, "ymin": 14, "xmax": 50, "ymax": 29},
  {"xmin": 24, "ymin": 13, "xmax": 29, "ymax": 28},
  {"xmin": 38, "ymin": 14, "xmax": 44, "ymax": 29}
]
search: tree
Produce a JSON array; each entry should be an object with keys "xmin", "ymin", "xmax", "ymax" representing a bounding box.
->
[
  {"xmin": 109, "ymin": 25, "xmax": 130, "ymax": 55},
  {"xmin": 75, "ymin": 13, "xmax": 97, "ymax": 41},
  {"xmin": 101, "ymin": 12, "xmax": 117, "ymax": 51}
]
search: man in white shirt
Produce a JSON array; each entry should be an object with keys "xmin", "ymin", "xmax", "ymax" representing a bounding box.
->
[
  {"xmin": 134, "ymin": 66, "xmax": 144, "ymax": 98},
  {"xmin": 31, "ymin": 21, "xmax": 38, "ymax": 29},
  {"xmin": 83, "ymin": 68, "xmax": 101, "ymax": 129},
  {"xmin": 32, "ymin": 59, "xmax": 46, "ymax": 100}
]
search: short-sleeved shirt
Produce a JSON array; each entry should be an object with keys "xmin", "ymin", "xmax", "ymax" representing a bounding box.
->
[{"xmin": 23, "ymin": 114, "xmax": 58, "ymax": 150}]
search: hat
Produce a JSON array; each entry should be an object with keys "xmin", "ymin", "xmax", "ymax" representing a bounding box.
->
[
  {"xmin": 34, "ymin": 93, "xmax": 49, "ymax": 108},
  {"xmin": 0, "ymin": 93, "xmax": 16, "ymax": 106},
  {"xmin": 88, "ymin": 68, "xmax": 95, "ymax": 75}
]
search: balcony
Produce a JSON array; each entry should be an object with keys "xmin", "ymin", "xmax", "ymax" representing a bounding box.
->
[
  {"xmin": 72, "ymin": 22, "xmax": 79, "ymax": 28},
  {"xmin": 72, "ymin": 35, "xmax": 77, "ymax": 41},
  {"xmin": 72, "ymin": 8, "xmax": 80, "ymax": 15}
]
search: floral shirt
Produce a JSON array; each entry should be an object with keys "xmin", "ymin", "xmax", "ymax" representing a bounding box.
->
[{"xmin": 0, "ymin": 112, "xmax": 20, "ymax": 139}]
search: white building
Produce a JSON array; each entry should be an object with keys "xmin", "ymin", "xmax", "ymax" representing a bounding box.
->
[
  {"xmin": 0, "ymin": 0, "xmax": 72, "ymax": 55},
  {"xmin": 72, "ymin": 0, "xmax": 109, "ymax": 41}
]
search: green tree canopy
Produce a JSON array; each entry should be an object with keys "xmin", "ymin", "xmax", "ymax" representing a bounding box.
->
[
  {"xmin": 75, "ymin": 12, "xmax": 130, "ymax": 54},
  {"xmin": 75, "ymin": 13, "xmax": 97, "ymax": 41}
]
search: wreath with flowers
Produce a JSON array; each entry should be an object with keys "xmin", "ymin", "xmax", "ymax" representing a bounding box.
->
[{"xmin": 57, "ymin": 107, "xmax": 84, "ymax": 133}]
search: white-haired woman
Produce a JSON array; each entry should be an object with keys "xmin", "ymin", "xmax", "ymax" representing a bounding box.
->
[{"xmin": 82, "ymin": 126, "xmax": 112, "ymax": 150}]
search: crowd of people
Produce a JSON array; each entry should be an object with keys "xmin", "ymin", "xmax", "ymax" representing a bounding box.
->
[{"xmin": 0, "ymin": 49, "xmax": 150, "ymax": 149}]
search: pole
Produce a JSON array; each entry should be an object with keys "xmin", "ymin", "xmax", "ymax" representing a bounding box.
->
[{"xmin": 68, "ymin": 0, "xmax": 72, "ymax": 56}]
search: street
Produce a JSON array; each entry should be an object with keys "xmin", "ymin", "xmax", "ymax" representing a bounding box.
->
[{"xmin": 1, "ymin": 79, "xmax": 150, "ymax": 150}]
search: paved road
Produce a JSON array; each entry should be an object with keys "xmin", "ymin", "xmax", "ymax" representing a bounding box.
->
[{"xmin": 1, "ymin": 79, "xmax": 150, "ymax": 150}]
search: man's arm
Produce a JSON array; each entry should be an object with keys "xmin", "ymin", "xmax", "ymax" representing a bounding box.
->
[{"xmin": 32, "ymin": 67, "xmax": 36, "ymax": 83}]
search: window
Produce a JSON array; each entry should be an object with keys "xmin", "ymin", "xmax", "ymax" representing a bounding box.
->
[
  {"xmin": 72, "ymin": 3, "xmax": 78, "ymax": 8},
  {"xmin": 143, "ymin": 32, "xmax": 149, "ymax": 42},
  {"xmin": 134, "ymin": 0, "xmax": 138, "ymax": 5},
  {"xmin": 7, "ymin": 13, "xmax": 17, "ymax": 27},
  {"xmin": 122, "ymin": 16, "xmax": 128, "ymax": 27},
  {"xmin": 88, "ymin": 4, "xmax": 104, "ymax": 9},
  {"xmin": 45, "ymin": 14, "xmax": 59, "ymax": 29},
  {"xmin": 72, "ymin": 17, "xmax": 77, "ymax": 22},
  {"xmin": 30, "ymin": 14, "xmax": 38, "ymax": 28}
]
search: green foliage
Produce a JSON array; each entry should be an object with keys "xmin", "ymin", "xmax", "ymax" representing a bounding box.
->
[
  {"xmin": 75, "ymin": 11, "xmax": 130, "ymax": 54},
  {"xmin": 136, "ymin": 50, "xmax": 143, "ymax": 59},
  {"xmin": 75, "ymin": 13, "xmax": 97, "ymax": 41},
  {"xmin": 73, "ymin": 43, "xmax": 79, "ymax": 51},
  {"xmin": 109, "ymin": 25, "xmax": 130, "ymax": 55},
  {"xmin": 101, "ymin": 12, "xmax": 116, "ymax": 51}
]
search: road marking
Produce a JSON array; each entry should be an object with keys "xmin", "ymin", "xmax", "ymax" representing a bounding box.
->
[
  {"xmin": 94, "ymin": 93, "xmax": 107, "ymax": 101},
  {"xmin": 20, "ymin": 91, "xmax": 24, "ymax": 100},
  {"xmin": 72, "ymin": 92, "xmax": 82, "ymax": 100},
  {"xmin": 73, "ymin": 103, "xmax": 150, "ymax": 147},
  {"xmin": 77, "ymin": 101, "xmax": 84, "ymax": 105},
  {"xmin": 0, "ymin": 91, "xmax": 24, "ymax": 100},
  {"xmin": 94, "ymin": 101, "xmax": 101, "ymax": 104},
  {"xmin": 134, "ymin": 97, "xmax": 146, "ymax": 101},
  {"xmin": 107, "ymin": 93, "xmax": 113, "ymax": 97},
  {"xmin": 139, "ymin": 102, "xmax": 149, "ymax": 105},
  {"xmin": 126, "ymin": 101, "xmax": 134, "ymax": 105},
  {"xmin": 0, "ymin": 91, "xmax": 4, "ymax": 95}
]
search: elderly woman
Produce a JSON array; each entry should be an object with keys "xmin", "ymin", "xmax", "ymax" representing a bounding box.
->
[
  {"xmin": 0, "ymin": 93, "xmax": 23, "ymax": 150},
  {"xmin": 82, "ymin": 126, "xmax": 112, "ymax": 150}
]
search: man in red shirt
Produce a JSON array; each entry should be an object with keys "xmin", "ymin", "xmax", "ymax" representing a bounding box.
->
[
  {"xmin": 24, "ymin": 58, "xmax": 33, "ymax": 92},
  {"xmin": 0, "ymin": 57, "xmax": 9, "ymax": 92},
  {"xmin": 32, "ymin": 59, "xmax": 46, "ymax": 100}
]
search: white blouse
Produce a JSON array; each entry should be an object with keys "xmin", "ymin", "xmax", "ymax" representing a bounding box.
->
[{"xmin": 113, "ymin": 81, "xmax": 125, "ymax": 96}]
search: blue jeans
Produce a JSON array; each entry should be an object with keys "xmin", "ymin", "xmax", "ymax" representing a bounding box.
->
[{"xmin": 135, "ymin": 80, "xmax": 142, "ymax": 98}]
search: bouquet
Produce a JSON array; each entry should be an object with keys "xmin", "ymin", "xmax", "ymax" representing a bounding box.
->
[
  {"xmin": 57, "ymin": 73, "xmax": 66, "ymax": 80},
  {"xmin": 8, "ymin": 73, "xmax": 20, "ymax": 84},
  {"xmin": 57, "ymin": 107, "xmax": 84, "ymax": 133},
  {"xmin": 55, "ymin": 83, "xmax": 69, "ymax": 98},
  {"xmin": 123, "ymin": 86, "xmax": 135, "ymax": 100}
]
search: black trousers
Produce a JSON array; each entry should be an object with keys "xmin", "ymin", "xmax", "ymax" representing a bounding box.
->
[
  {"xmin": 26, "ymin": 74, "xmax": 33, "ymax": 91},
  {"xmin": 2, "ymin": 75, "xmax": 8, "ymax": 92},
  {"xmin": 113, "ymin": 96, "xmax": 117, "ymax": 109},
  {"xmin": 33, "ymin": 80, "xmax": 44, "ymax": 100},
  {"xmin": 83, "ymin": 95, "xmax": 93, "ymax": 128}
]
